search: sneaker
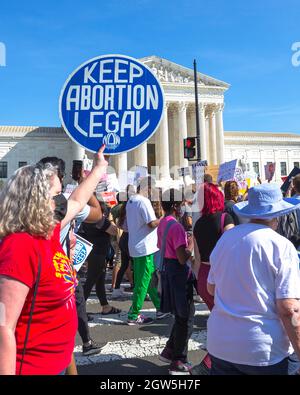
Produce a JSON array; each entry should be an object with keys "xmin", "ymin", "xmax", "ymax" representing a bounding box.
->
[
  {"xmin": 127, "ymin": 314, "xmax": 154, "ymax": 326},
  {"xmin": 159, "ymin": 347, "xmax": 173, "ymax": 363},
  {"xmin": 191, "ymin": 361, "xmax": 210, "ymax": 375},
  {"xmin": 169, "ymin": 360, "xmax": 192, "ymax": 375},
  {"xmin": 156, "ymin": 311, "xmax": 172, "ymax": 320},
  {"xmin": 124, "ymin": 285, "xmax": 134, "ymax": 292},
  {"xmin": 82, "ymin": 340, "xmax": 105, "ymax": 356},
  {"xmin": 110, "ymin": 288, "xmax": 126, "ymax": 299}
]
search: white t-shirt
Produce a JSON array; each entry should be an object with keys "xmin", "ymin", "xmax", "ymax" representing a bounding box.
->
[
  {"xmin": 207, "ymin": 223, "xmax": 300, "ymax": 366},
  {"xmin": 126, "ymin": 194, "xmax": 158, "ymax": 258}
]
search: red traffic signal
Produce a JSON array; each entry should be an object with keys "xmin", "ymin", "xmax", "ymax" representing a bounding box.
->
[{"xmin": 184, "ymin": 137, "xmax": 196, "ymax": 159}]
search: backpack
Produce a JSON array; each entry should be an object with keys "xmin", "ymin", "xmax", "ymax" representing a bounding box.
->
[{"xmin": 277, "ymin": 210, "xmax": 300, "ymax": 249}]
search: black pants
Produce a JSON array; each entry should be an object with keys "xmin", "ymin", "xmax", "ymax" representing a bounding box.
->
[
  {"xmin": 115, "ymin": 232, "xmax": 131, "ymax": 290},
  {"xmin": 161, "ymin": 259, "xmax": 195, "ymax": 362},
  {"xmin": 75, "ymin": 276, "xmax": 90, "ymax": 344},
  {"xmin": 166, "ymin": 297, "xmax": 195, "ymax": 362},
  {"xmin": 84, "ymin": 252, "xmax": 108, "ymax": 306}
]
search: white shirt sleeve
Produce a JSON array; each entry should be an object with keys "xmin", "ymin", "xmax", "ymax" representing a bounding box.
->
[
  {"xmin": 207, "ymin": 249, "xmax": 216, "ymax": 285},
  {"xmin": 207, "ymin": 265, "xmax": 215, "ymax": 285},
  {"xmin": 140, "ymin": 198, "xmax": 157, "ymax": 225},
  {"xmin": 74, "ymin": 205, "xmax": 91, "ymax": 232},
  {"xmin": 275, "ymin": 242, "xmax": 300, "ymax": 300}
]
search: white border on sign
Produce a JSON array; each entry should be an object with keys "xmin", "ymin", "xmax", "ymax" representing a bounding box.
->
[{"xmin": 58, "ymin": 54, "xmax": 165, "ymax": 155}]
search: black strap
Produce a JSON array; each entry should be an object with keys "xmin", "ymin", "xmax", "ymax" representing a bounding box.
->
[
  {"xmin": 18, "ymin": 253, "xmax": 41, "ymax": 375},
  {"xmin": 62, "ymin": 221, "xmax": 75, "ymax": 259},
  {"xmin": 160, "ymin": 219, "xmax": 177, "ymax": 272}
]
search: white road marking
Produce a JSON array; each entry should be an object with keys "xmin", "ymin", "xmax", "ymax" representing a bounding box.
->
[
  {"xmin": 86, "ymin": 302, "xmax": 210, "ymax": 327},
  {"xmin": 74, "ymin": 329, "xmax": 207, "ymax": 365}
]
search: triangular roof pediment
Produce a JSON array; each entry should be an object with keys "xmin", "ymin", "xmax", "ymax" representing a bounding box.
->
[{"xmin": 140, "ymin": 55, "xmax": 230, "ymax": 88}]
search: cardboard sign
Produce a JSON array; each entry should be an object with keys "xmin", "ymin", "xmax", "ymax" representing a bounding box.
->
[
  {"xmin": 192, "ymin": 161, "xmax": 207, "ymax": 185},
  {"xmin": 119, "ymin": 170, "xmax": 135, "ymax": 190},
  {"xmin": 83, "ymin": 156, "xmax": 93, "ymax": 177},
  {"xmin": 63, "ymin": 184, "xmax": 77, "ymax": 199},
  {"xmin": 99, "ymin": 191, "xmax": 118, "ymax": 206},
  {"xmin": 59, "ymin": 54, "xmax": 165, "ymax": 155},
  {"xmin": 205, "ymin": 165, "xmax": 219, "ymax": 184},
  {"xmin": 73, "ymin": 235, "xmax": 93, "ymax": 272},
  {"xmin": 178, "ymin": 167, "xmax": 190, "ymax": 177},
  {"xmin": 217, "ymin": 159, "xmax": 238, "ymax": 183},
  {"xmin": 264, "ymin": 162, "xmax": 276, "ymax": 182},
  {"xmin": 106, "ymin": 173, "xmax": 120, "ymax": 192},
  {"xmin": 281, "ymin": 167, "xmax": 300, "ymax": 194}
]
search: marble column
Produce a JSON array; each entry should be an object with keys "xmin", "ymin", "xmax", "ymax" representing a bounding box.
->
[
  {"xmin": 178, "ymin": 102, "xmax": 189, "ymax": 169},
  {"xmin": 134, "ymin": 142, "xmax": 148, "ymax": 168},
  {"xmin": 187, "ymin": 107, "xmax": 195, "ymax": 138},
  {"xmin": 205, "ymin": 114, "xmax": 210, "ymax": 164},
  {"xmin": 158, "ymin": 103, "xmax": 171, "ymax": 180},
  {"xmin": 72, "ymin": 142, "xmax": 85, "ymax": 160},
  {"xmin": 168, "ymin": 105, "xmax": 176, "ymax": 170},
  {"xmin": 208, "ymin": 107, "xmax": 217, "ymax": 165},
  {"xmin": 115, "ymin": 152, "xmax": 128, "ymax": 178},
  {"xmin": 199, "ymin": 103, "xmax": 207, "ymax": 161},
  {"xmin": 215, "ymin": 104, "xmax": 225, "ymax": 165}
]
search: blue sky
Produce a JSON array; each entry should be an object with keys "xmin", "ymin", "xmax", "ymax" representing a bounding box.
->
[{"xmin": 0, "ymin": 0, "xmax": 300, "ymax": 133}]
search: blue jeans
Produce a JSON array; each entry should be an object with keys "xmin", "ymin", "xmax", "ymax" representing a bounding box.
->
[{"xmin": 210, "ymin": 353, "xmax": 300, "ymax": 375}]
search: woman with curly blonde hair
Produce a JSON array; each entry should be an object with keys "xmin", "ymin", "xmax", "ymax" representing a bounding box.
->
[{"xmin": 0, "ymin": 146, "xmax": 107, "ymax": 375}]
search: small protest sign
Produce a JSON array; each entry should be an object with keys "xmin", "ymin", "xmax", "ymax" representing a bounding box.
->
[
  {"xmin": 99, "ymin": 191, "xmax": 118, "ymax": 206},
  {"xmin": 63, "ymin": 184, "xmax": 77, "ymax": 199},
  {"xmin": 178, "ymin": 167, "xmax": 191, "ymax": 177},
  {"xmin": 264, "ymin": 162, "xmax": 276, "ymax": 182},
  {"xmin": 192, "ymin": 161, "xmax": 207, "ymax": 185},
  {"xmin": 217, "ymin": 159, "xmax": 238, "ymax": 183},
  {"xmin": 106, "ymin": 173, "xmax": 120, "ymax": 192},
  {"xmin": 73, "ymin": 235, "xmax": 93, "ymax": 272},
  {"xmin": 83, "ymin": 156, "xmax": 93, "ymax": 177},
  {"xmin": 119, "ymin": 170, "xmax": 135, "ymax": 190}
]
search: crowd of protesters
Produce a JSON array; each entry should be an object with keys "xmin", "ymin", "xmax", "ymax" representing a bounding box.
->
[{"xmin": 0, "ymin": 150, "xmax": 300, "ymax": 375}]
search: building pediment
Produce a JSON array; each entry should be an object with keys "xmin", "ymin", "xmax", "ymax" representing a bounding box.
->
[{"xmin": 140, "ymin": 55, "xmax": 230, "ymax": 89}]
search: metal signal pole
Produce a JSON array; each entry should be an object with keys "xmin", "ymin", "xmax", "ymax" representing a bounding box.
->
[{"xmin": 193, "ymin": 59, "xmax": 201, "ymax": 160}]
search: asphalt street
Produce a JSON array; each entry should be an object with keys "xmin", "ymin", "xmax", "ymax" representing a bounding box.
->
[{"xmin": 75, "ymin": 276, "xmax": 208, "ymax": 375}]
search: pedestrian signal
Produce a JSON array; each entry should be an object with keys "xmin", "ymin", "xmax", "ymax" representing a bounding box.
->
[{"xmin": 184, "ymin": 137, "xmax": 196, "ymax": 160}]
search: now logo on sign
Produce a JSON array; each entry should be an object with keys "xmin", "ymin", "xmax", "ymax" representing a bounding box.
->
[{"xmin": 73, "ymin": 235, "xmax": 93, "ymax": 272}]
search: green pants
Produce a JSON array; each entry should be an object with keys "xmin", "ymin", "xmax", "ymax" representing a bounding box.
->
[{"xmin": 128, "ymin": 254, "xmax": 160, "ymax": 320}]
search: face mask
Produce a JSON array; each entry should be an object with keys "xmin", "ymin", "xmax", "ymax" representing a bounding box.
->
[{"xmin": 53, "ymin": 193, "xmax": 68, "ymax": 221}]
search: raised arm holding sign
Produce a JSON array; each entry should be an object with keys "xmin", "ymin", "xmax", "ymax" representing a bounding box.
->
[{"xmin": 61, "ymin": 145, "xmax": 108, "ymax": 229}]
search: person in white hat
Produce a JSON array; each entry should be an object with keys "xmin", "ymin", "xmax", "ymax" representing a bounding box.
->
[{"xmin": 206, "ymin": 183, "xmax": 300, "ymax": 375}]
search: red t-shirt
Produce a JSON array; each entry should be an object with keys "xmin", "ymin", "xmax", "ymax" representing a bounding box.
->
[{"xmin": 0, "ymin": 224, "xmax": 78, "ymax": 375}]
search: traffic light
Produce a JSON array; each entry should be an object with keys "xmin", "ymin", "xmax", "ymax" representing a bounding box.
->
[{"xmin": 184, "ymin": 137, "xmax": 196, "ymax": 160}]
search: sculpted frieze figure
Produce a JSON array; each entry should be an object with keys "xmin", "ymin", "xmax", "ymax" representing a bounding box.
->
[{"xmin": 150, "ymin": 63, "xmax": 192, "ymax": 83}]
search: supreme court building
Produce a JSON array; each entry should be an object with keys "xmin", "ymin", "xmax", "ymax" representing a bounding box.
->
[{"xmin": 0, "ymin": 56, "xmax": 299, "ymax": 185}]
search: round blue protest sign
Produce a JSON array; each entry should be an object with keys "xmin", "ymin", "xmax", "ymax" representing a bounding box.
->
[{"xmin": 59, "ymin": 54, "xmax": 165, "ymax": 154}]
